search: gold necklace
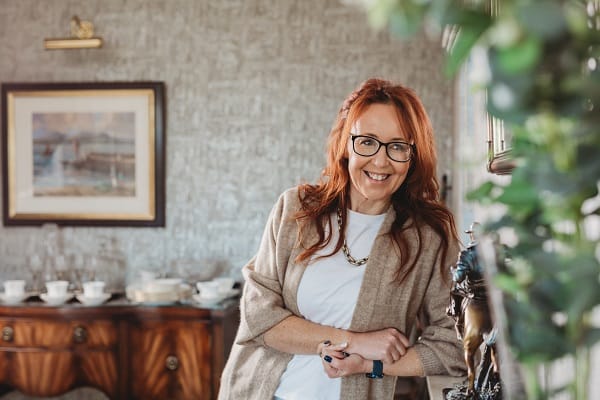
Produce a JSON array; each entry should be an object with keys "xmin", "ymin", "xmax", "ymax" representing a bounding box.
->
[{"xmin": 337, "ymin": 208, "xmax": 368, "ymax": 266}]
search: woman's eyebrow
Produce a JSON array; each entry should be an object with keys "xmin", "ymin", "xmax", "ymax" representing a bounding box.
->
[{"xmin": 354, "ymin": 131, "xmax": 409, "ymax": 141}]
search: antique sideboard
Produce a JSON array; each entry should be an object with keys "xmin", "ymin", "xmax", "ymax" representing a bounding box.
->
[{"xmin": 0, "ymin": 299, "xmax": 239, "ymax": 400}]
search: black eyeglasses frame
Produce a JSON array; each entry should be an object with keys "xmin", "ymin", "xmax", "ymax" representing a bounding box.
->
[{"xmin": 350, "ymin": 135, "xmax": 414, "ymax": 163}]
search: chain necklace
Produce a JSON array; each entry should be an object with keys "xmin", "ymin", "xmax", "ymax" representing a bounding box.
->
[{"xmin": 337, "ymin": 208, "xmax": 368, "ymax": 267}]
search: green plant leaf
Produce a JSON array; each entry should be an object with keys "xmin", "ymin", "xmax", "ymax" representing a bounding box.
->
[
  {"xmin": 496, "ymin": 180, "xmax": 538, "ymax": 212},
  {"xmin": 466, "ymin": 181, "xmax": 495, "ymax": 202},
  {"xmin": 517, "ymin": 1, "xmax": 567, "ymax": 40},
  {"xmin": 444, "ymin": 11, "xmax": 491, "ymax": 76},
  {"xmin": 497, "ymin": 36, "xmax": 542, "ymax": 74},
  {"xmin": 583, "ymin": 328, "xmax": 600, "ymax": 348},
  {"xmin": 388, "ymin": 5, "xmax": 425, "ymax": 37}
]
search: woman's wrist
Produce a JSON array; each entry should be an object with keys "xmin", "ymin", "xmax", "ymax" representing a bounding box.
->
[
  {"xmin": 361, "ymin": 357, "xmax": 372, "ymax": 374},
  {"xmin": 345, "ymin": 331, "xmax": 359, "ymax": 353}
]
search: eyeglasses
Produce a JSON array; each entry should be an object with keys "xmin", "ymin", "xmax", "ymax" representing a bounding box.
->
[{"xmin": 350, "ymin": 135, "xmax": 413, "ymax": 163}]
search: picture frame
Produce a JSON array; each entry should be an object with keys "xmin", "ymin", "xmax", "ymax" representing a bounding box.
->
[{"xmin": 1, "ymin": 81, "xmax": 165, "ymax": 226}]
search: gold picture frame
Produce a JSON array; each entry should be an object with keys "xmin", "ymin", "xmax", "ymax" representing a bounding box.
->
[{"xmin": 1, "ymin": 82, "xmax": 165, "ymax": 226}]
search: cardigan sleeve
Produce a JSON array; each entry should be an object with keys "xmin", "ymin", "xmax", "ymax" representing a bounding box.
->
[
  {"xmin": 412, "ymin": 238, "xmax": 466, "ymax": 376},
  {"xmin": 235, "ymin": 190, "xmax": 297, "ymax": 347}
]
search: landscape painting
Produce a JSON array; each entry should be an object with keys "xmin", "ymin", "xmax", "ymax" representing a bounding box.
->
[
  {"xmin": 32, "ymin": 111, "xmax": 136, "ymax": 197},
  {"xmin": 1, "ymin": 82, "xmax": 165, "ymax": 226}
]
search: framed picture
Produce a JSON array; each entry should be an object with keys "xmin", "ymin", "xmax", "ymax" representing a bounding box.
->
[{"xmin": 1, "ymin": 82, "xmax": 165, "ymax": 226}]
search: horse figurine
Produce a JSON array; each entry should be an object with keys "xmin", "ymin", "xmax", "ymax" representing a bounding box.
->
[{"xmin": 446, "ymin": 226, "xmax": 501, "ymax": 399}]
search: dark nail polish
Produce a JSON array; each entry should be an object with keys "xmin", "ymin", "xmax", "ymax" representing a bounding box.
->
[
  {"xmin": 342, "ymin": 352, "xmax": 350, "ymax": 358},
  {"xmin": 324, "ymin": 355, "xmax": 332, "ymax": 363}
]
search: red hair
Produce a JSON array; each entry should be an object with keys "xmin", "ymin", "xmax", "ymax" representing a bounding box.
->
[{"xmin": 295, "ymin": 78, "xmax": 458, "ymax": 282}]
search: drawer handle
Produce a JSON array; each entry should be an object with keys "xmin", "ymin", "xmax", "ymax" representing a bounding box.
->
[
  {"xmin": 165, "ymin": 355, "xmax": 179, "ymax": 371},
  {"xmin": 73, "ymin": 326, "xmax": 88, "ymax": 343},
  {"xmin": 2, "ymin": 326, "xmax": 13, "ymax": 342}
]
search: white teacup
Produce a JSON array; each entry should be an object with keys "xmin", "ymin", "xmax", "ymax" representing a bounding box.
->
[
  {"xmin": 144, "ymin": 278, "xmax": 182, "ymax": 294},
  {"xmin": 139, "ymin": 270, "xmax": 160, "ymax": 283},
  {"xmin": 4, "ymin": 280, "xmax": 26, "ymax": 297},
  {"xmin": 82, "ymin": 281, "xmax": 106, "ymax": 298},
  {"xmin": 196, "ymin": 281, "xmax": 221, "ymax": 299},
  {"xmin": 45, "ymin": 280, "xmax": 69, "ymax": 298},
  {"xmin": 213, "ymin": 277, "xmax": 235, "ymax": 295}
]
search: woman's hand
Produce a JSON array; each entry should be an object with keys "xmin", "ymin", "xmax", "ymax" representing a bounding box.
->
[
  {"xmin": 347, "ymin": 328, "xmax": 410, "ymax": 364},
  {"xmin": 320, "ymin": 343, "xmax": 370, "ymax": 378}
]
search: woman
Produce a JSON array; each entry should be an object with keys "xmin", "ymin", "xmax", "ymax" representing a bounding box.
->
[{"xmin": 219, "ymin": 78, "xmax": 465, "ymax": 400}]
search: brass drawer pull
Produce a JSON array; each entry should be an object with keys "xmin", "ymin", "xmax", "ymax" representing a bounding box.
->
[
  {"xmin": 73, "ymin": 326, "xmax": 88, "ymax": 343},
  {"xmin": 2, "ymin": 326, "xmax": 13, "ymax": 342},
  {"xmin": 165, "ymin": 355, "xmax": 179, "ymax": 371}
]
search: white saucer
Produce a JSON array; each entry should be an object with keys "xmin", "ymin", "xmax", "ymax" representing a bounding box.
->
[
  {"xmin": 221, "ymin": 288, "xmax": 240, "ymax": 298},
  {"xmin": 76, "ymin": 293, "xmax": 111, "ymax": 306},
  {"xmin": 40, "ymin": 293, "xmax": 74, "ymax": 306},
  {"xmin": 0, "ymin": 292, "xmax": 30, "ymax": 304},
  {"xmin": 192, "ymin": 293, "xmax": 225, "ymax": 305}
]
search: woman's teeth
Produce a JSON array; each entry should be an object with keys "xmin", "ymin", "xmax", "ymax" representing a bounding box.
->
[{"xmin": 365, "ymin": 172, "xmax": 389, "ymax": 181}]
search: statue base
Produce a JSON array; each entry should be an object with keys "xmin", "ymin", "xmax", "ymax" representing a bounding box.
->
[{"xmin": 443, "ymin": 381, "xmax": 502, "ymax": 400}]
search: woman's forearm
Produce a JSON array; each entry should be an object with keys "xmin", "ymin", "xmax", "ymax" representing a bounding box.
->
[
  {"xmin": 383, "ymin": 347, "xmax": 424, "ymax": 377},
  {"xmin": 263, "ymin": 316, "xmax": 352, "ymax": 355}
]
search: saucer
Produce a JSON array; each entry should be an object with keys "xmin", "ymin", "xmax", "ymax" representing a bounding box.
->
[
  {"xmin": 220, "ymin": 288, "xmax": 241, "ymax": 298},
  {"xmin": 126, "ymin": 282, "xmax": 193, "ymax": 304},
  {"xmin": 192, "ymin": 293, "xmax": 225, "ymax": 305},
  {"xmin": 76, "ymin": 293, "xmax": 111, "ymax": 306},
  {"xmin": 40, "ymin": 293, "xmax": 74, "ymax": 306},
  {"xmin": 0, "ymin": 292, "xmax": 31, "ymax": 304}
]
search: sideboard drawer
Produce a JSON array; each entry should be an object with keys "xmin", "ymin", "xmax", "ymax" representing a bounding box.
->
[{"xmin": 0, "ymin": 319, "xmax": 118, "ymax": 348}]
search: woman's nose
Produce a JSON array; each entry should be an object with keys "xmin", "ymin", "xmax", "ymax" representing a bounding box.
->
[{"xmin": 371, "ymin": 146, "xmax": 391, "ymax": 166}]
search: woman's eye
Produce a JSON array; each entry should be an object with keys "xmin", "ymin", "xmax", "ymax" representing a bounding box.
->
[
  {"xmin": 359, "ymin": 138, "xmax": 374, "ymax": 146},
  {"xmin": 390, "ymin": 143, "xmax": 407, "ymax": 151}
]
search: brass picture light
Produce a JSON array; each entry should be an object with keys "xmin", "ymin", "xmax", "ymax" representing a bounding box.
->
[{"xmin": 44, "ymin": 15, "xmax": 103, "ymax": 50}]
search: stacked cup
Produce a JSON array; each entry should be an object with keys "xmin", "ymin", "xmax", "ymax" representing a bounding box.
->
[{"xmin": 3, "ymin": 280, "xmax": 26, "ymax": 304}]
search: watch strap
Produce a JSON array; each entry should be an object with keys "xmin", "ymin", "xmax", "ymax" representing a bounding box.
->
[{"xmin": 365, "ymin": 360, "xmax": 384, "ymax": 379}]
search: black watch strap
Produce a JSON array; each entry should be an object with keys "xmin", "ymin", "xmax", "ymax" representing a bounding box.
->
[{"xmin": 365, "ymin": 360, "xmax": 384, "ymax": 379}]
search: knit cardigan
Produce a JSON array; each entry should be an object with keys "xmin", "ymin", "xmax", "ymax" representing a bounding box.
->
[{"xmin": 218, "ymin": 187, "xmax": 465, "ymax": 400}]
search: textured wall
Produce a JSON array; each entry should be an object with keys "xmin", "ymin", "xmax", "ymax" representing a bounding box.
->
[
  {"xmin": 0, "ymin": 1, "xmax": 454, "ymax": 398},
  {"xmin": 0, "ymin": 0, "xmax": 455, "ymax": 286}
]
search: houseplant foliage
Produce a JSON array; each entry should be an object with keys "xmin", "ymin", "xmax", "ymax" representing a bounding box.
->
[{"xmin": 357, "ymin": 0, "xmax": 600, "ymax": 398}]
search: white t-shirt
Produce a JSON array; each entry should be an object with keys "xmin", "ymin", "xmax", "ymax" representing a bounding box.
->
[{"xmin": 274, "ymin": 209, "xmax": 386, "ymax": 400}]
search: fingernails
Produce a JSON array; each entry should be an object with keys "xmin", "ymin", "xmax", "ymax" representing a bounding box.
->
[
  {"xmin": 324, "ymin": 355, "xmax": 332, "ymax": 363},
  {"xmin": 342, "ymin": 352, "xmax": 350, "ymax": 358}
]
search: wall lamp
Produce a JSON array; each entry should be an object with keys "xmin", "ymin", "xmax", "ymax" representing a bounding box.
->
[{"xmin": 44, "ymin": 15, "xmax": 103, "ymax": 50}]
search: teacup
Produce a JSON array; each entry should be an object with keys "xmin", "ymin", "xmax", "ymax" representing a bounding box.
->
[
  {"xmin": 4, "ymin": 280, "xmax": 26, "ymax": 297},
  {"xmin": 82, "ymin": 281, "xmax": 106, "ymax": 298},
  {"xmin": 196, "ymin": 281, "xmax": 221, "ymax": 299},
  {"xmin": 143, "ymin": 278, "xmax": 182, "ymax": 294},
  {"xmin": 45, "ymin": 280, "xmax": 69, "ymax": 298},
  {"xmin": 213, "ymin": 277, "xmax": 235, "ymax": 295},
  {"xmin": 139, "ymin": 270, "xmax": 160, "ymax": 283}
]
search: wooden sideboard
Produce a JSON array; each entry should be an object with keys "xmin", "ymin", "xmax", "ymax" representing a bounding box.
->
[{"xmin": 0, "ymin": 299, "xmax": 239, "ymax": 400}]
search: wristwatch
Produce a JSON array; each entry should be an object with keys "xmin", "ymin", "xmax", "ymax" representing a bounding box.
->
[{"xmin": 365, "ymin": 360, "xmax": 384, "ymax": 379}]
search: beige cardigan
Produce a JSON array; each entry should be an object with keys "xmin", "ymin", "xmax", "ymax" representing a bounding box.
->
[{"xmin": 219, "ymin": 187, "xmax": 465, "ymax": 400}]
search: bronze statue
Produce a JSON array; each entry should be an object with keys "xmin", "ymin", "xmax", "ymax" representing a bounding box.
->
[{"xmin": 445, "ymin": 224, "xmax": 501, "ymax": 400}]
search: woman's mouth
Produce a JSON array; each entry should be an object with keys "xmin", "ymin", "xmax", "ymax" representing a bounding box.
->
[{"xmin": 365, "ymin": 171, "xmax": 390, "ymax": 181}]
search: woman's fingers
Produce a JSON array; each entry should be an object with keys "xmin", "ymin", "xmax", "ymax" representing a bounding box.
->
[{"xmin": 321, "ymin": 353, "xmax": 367, "ymax": 378}]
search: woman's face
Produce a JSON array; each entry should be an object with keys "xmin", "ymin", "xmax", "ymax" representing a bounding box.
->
[{"xmin": 346, "ymin": 103, "xmax": 412, "ymax": 214}]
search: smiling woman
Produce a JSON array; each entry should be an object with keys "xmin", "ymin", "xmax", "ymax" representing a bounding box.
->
[{"xmin": 218, "ymin": 78, "xmax": 465, "ymax": 400}]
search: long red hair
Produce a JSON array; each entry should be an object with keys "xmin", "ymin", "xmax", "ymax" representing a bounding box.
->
[{"xmin": 295, "ymin": 78, "xmax": 458, "ymax": 282}]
